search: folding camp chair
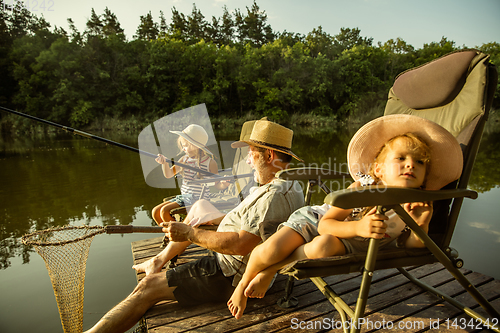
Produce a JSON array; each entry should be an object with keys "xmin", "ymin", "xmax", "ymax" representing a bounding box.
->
[{"xmin": 277, "ymin": 49, "xmax": 499, "ymax": 332}]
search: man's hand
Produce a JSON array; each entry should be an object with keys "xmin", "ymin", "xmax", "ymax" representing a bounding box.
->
[{"xmin": 161, "ymin": 222, "xmax": 194, "ymax": 242}]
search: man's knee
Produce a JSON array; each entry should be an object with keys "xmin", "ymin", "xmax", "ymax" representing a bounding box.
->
[{"xmin": 133, "ymin": 273, "xmax": 169, "ymax": 299}]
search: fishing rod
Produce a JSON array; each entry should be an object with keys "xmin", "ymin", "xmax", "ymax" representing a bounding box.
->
[
  {"xmin": 0, "ymin": 106, "xmax": 220, "ymax": 178},
  {"xmin": 189, "ymin": 173, "xmax": 254, "ymax": 184}
]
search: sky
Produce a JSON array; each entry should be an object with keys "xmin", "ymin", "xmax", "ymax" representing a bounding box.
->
[{"xmin": 28, "ymin": 0, "xmax": 500, "ymax": 48}]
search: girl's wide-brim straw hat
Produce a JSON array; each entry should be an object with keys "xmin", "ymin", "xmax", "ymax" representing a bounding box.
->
[
  {"xmin": 348, "ymin": 114, "xmax": 463, "ymax": 190},
  {"xmin": 231, "ymin": 118, "xmax": 303, "ymax": 162},
  {"xmin": 170, "ymin": 124, "xmax": 213, "ymax": 156}
]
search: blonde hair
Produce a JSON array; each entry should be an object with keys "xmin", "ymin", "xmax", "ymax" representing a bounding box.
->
[
  {"xmin": 177, "ymin": 137, "xmax": 209, "ymax": 179},
  {"xmin": 368, "ymin": 133, "xmax": 431, "ymax": 184},
  {"xmin": 360, "ymin": 133, "xmax": 431, "ymax": 217}
]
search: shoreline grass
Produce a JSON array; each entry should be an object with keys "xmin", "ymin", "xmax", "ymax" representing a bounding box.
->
[{"xmin": 1, "ymin": 106, "xmax": 497, "ymax": 138}]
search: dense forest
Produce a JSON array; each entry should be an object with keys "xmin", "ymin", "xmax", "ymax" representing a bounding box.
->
[{"xmin": 1, "ymin": 1, "xmax": 499, "ymax": 131}]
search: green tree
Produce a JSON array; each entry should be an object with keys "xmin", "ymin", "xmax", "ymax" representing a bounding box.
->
[
  {"xmin": 206, "ymin": 16, "xmax": 221, "ymax": 45},
  {"xmin": 159, "ymin": 10, "xmax": 168, "ymax": 36},
  {"xmin": 135, "ymin": 11, "xmax": 158, "ymax": 41},
  {"xmin": 414, "ymin": 37, "xmax": 457, "ymax": 66},
  {"xmin": 169, "ymin": 7, "xmax": 188, "ymax": 41},
  {"xmin": 85, "ymin": 8, "xmax": 103, "ymax": 37},
  {"xmin": 378, "ymin": 38, "xmax": 416, "ymax": 80},
  {"xmin": 304, "ymin": 26, "xmax": 335, "ymax": 59},
  {"xmin": 479, "ymin": 42, "xmax": 500, "ymax": 105},
  {"xmin": 67, "ymin": 18, "xmax": 82, "ymax": 44},
  {"xmin": 102, "ymin": 7, "xmax": 124, "ymax": 39},
  {"xmin": 9, "ymin": 19, "xmax": 62, "ymax": 121},
  {"xmin": 0, "ymin": 8, "xmax": 15, "ymax": 107},
  {"xmin": 234, "ymin": 0, "xmax": 274, "ymax": 46},
  {"xmin": 333, "ymin": 27, "xmax": 373, "ymax": 55},
  {"xmin": 219, "ymin": 5, "xmax": 235, "ymax": 45},
  {"xmin": 331, "ymin": 45, "xmax": 389, "ymax": 118},
  {"xmin": 187, "ymin": 4, "xmax": 208, "ymax": 42},
  {"xmin": 277, "ymin": 31, "xmax": 304, "ymax": 48},
  {"xmin": 6, "ymin": 2, "xmax": 33, "ymax": 38}
]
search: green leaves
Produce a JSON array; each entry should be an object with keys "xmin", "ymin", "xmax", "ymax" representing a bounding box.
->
[{"xmin": 1, "ymin": 2, "xmax": 499, "ymax": 130}]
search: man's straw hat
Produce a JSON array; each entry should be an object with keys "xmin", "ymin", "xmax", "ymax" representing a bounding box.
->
[
  {"xmin": 170, "ymin": 124, "xmax": 212, "ymax": 156},
  {"xmin": 232, "ymin": 117, "xmax": 303, "ymax": 162},
  {"xmin": 348, "ymin": 114, "xmax": 463, "ymax": 190}
]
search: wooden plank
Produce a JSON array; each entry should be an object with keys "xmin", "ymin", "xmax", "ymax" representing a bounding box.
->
[
  {"xmin": 131, "ymin": 237, "xmax": 500, "ymax": 333},
  {"xmin": 246, "ymin": 264, "xmax": 449, "ymax": 332},
  {"xmin": 131, "ymin": 236, "xmax": 164, "ymax": 250},
  {"xmin": 362, "ymin": 272, "xmax": 495, "ymax": 333},
  {"xmin": 145, "ymin": 272, "xmax": 361, "ymax": 331},
  {"xmin": 440, "ymin": 297, "xmax": 500, "ymax": 333},
  {"xmin": 164, "ymin": 267, "xmax": 413, "ymax": 332}
]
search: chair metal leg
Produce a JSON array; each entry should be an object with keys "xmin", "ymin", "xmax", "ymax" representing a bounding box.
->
[
  {"xmin": 309, "ymin": 207, "xmax": 385, "ymax": 333},
  {"xmin": 168, "ymin": 254, "xmax": 179, "ymax": 268},
  {"xmin": 392, "ymin": 205, "xmax": 500, "ymax": 320},
  {"xmin": 310, "ymin": 276, "xmax": 354, "ymax": 333},
  {"xmin": 350, "ymin": 237, "xmax": 381, "ymax": 333},
  {"xmin": 277, "ymin": 276, "xmax": 299, "ymax": 308},
  {"xmin": 398, "ymin": 267, "xmax": 500, "ymax": 333}
]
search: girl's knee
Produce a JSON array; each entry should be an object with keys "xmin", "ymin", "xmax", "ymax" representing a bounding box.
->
[
  {"xmin": 152, "ymin": 205, "xmax": 161, "ymax": 216},
  {"xmin": 308, "ymin": 235, "xmax": 344, "ymax": 258},
  {"xmin": 160, "ymin": 205, "xmax": 170, "ymax": 214}
]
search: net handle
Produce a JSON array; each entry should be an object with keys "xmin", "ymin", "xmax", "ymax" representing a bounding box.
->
[
  {"xmin": 22, "ymin": 225, "xmax": 165, "ymax": 247},
  {"xmin": 105, "ymin": 225, "xmax": 164, "ymax": 234}
]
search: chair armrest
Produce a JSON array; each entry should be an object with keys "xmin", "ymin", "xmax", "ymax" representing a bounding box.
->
[
  {"xmin": 276, "ymin": 167, "xmax": 349, "ymax": 181},
  {"xmin": 325, "ymin": 186, "xmax": 478, "ymax": 209}
]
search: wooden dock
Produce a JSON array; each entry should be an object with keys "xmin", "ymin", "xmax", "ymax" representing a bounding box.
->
[{"xmin": 131, "ymin": 237, "xmax": 500, "ymax": 332}]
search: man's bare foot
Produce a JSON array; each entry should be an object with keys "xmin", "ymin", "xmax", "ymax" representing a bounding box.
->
[
  {"xmin": 227, "ymin": 283, "xmax": 248, "ymax": 319},
  {"xmin": 132, "ymin": 256, "xmax": 165, "ymax": 275},
  {"xmin": 244, "ymin": 271, "xmax": 274, "ymax": 298}
]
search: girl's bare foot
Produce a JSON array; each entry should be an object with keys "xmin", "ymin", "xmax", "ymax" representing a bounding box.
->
[
  {"xmin": 244, "ymin": 271, "xmax": 274, "ymax": 298},
  {"xmin": 132, "ymin": 256, "xmax": 165, "ymax": 275},
  {"xmin": 227, "ymin": 282, "xmax": 248, "ymax": 319}
]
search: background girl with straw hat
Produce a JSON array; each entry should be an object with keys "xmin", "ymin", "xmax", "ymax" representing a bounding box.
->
[{"xmin": 151, "ymin": 124, "xmax": 224, "ymax": 227}]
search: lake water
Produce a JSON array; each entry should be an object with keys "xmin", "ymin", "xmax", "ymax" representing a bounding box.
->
[{"xmin": 0, "ymin": 126, "xmax": 499, "ymax": 332}]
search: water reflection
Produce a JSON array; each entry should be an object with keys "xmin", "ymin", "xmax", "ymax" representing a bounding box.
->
[
  {"xmin": 0, "ymin": 132, "xmax": 178, "ymax": 269},
  {"xmin": 1, "ymin": 126, "xmax": 500, "ymax": 332},
  {"xmin": 468, "ymin": 130, "xmax": 500, "ymax": 193}
]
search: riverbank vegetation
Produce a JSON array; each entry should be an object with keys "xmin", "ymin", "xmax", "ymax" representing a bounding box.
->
[{"xmin": 1, "ymin": 1, "xmax": 499, "ymax": 135}]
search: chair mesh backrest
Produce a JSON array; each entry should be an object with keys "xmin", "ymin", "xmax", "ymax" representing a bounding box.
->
[
  {"xmin": 231, "ymin": 120, "xmax": 255, "ymax": 196},
  {"xmin": 210, "ymin": 120, "xmax": 256, "ymax": 205},
  {"xmin": 384, "ymin": 49, "xmax": 497, "ymax": 247},
  {"xmin": 385, "ymin": 50, "xmax": 490, "ymax": 142}
]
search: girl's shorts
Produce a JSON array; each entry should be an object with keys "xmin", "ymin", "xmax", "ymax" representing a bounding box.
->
[
  {"xmin": 168, "ymin": 193, "xmax": 195, "ymax": 206},
  {"xmin": 277, "ymin": 206, "xmax": 320, "ymax": 243},
  {"xmin": 340, "ymin": 237, "xmax": 398, "ymax": 254}
]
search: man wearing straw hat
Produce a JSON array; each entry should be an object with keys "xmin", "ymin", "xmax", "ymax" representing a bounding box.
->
[{"xmin": 86, "ymin": 118, "xmax": 305, "ymax": 333}]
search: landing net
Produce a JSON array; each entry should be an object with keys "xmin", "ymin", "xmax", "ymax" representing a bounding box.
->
[{"xmin": 22, "ymin": 226, "xmax": 106, "ymax": 333}]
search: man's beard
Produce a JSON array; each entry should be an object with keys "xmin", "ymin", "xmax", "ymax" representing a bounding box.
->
[{"xmin": 253, "ymin": 153, "xmax": 273, "ymax": 185}]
